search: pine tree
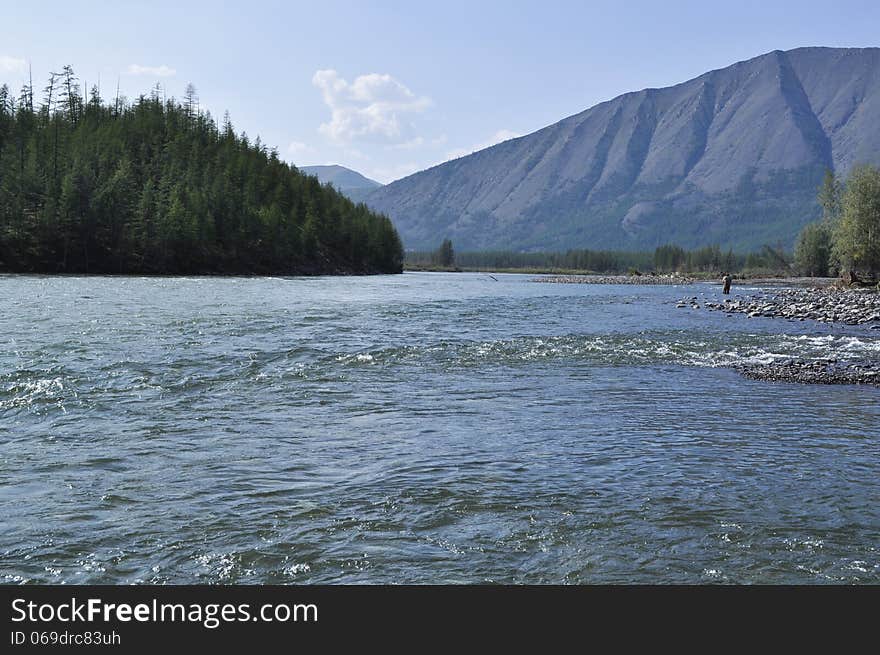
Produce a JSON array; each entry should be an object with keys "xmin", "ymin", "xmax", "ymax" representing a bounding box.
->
[
  {"xmin": 0, "ymin": 67, "xmax": 404, "ymax": 275},
  {"xmin": 794, "ymin": 222, "xmax": 832, "ymax": 277},
  {"xmin": 433, "ymin": 238, "xmax": 455, "ymax": 267}
]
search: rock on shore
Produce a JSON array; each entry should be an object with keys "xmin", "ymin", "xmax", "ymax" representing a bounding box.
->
[
  {"xmin": 691, "ymin": 287, "xmax": 880, "ymax": 325},
  {"xmin": 677, "ymin": 286, "xmax": 880, "ymax": 385},
  {"xmin": 735, "ymin": 360, "xmax": 880, "ymax": 386}
]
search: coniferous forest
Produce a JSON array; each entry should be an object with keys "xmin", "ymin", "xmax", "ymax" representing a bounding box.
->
[{"xmin": 0, "ymin": 68, "xmax": 404, "ymax": 275}]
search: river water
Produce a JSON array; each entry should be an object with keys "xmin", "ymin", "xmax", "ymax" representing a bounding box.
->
[{"xmin": 2, "ymin": 272, "xmax": 878, "ymax": 584}]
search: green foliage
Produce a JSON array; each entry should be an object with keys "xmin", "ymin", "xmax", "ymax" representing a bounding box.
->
[
  {"xmin": 408, "ymin": 248, "xmax": 653, "ymax": 273},
  {"xmin": 0, "ymin": 71, "xmax": 403, "ymax": 275},
  {"xmin": 793, "ymin": 221, "xmax": 832, "ymax": 276},
  {"xmin": 832, "ymin": 164, "xmax": 880, "ymax": 277},
  {"xmin": 655, "ymin": 244, "xmax": 739, "ymax": 273},
  {"xmin": 817, "ymin": 169, "xmax": 842, "ymax": 223},
  {"xmin": 743, "ymin": 245, "xmax": 791, "ymax": 274},
  {"xmin": 407, "ymin": 245, "xmax": 788, "ymax": 275},
  {"xmin": 653, "ymin": 244, "xmax": 687, "ymax": 271}
]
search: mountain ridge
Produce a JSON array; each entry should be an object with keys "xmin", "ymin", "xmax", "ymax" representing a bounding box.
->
[
  {"xmin": 365, "ymin": 46, "xmax": 880, "ymax": 252},
  {"xmin": 301, "ymin": 165, "xmax": 382, "ymax": 203}
]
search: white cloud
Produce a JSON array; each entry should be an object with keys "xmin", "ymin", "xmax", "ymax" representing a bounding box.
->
[
  {"xmin": 312, "ymin": 69, "xmax": 431, "ymax": 144},
  {"xmin": 390, "ymin": 136, "xmax": 425, "ymax": 150},
  {"xmin": 446, "ymin": 129, "xmax": 521, "ymax": 160},
  {"xmin": 0, "ymin": 55, "xmax": 27, "ymax": 75},
  {"xmin": 126, "ymin": 64, "xmax": 176, "ymax": 77}
]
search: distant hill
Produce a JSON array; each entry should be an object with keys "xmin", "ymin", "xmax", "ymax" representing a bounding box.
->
[
  {"xmin": 301, "ymin": 165, "xmax": 382, "ymax": 202},
  {"xmin": 366, "ymin": 47, "xmax": 880, "ymax": 252}
]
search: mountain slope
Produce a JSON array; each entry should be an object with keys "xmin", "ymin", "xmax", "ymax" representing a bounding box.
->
[
  {"xmin": 301, "ymin": 165, "xmax": 382, "ymax": 202},
  {"xmin": 366, "ymin": 47, "xmax": 880, "ymax": 251}
]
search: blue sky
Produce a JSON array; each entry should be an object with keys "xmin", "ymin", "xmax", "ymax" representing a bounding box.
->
[{"xmin": 1, "ymin": 0, "xmax": 878, "ymax": 183}]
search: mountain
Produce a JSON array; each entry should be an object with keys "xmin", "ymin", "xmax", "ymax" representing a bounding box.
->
[
  {"xmin": 301, "ymin": 165, "xmax": 382, "ymax": 202},
  {"xmin": 366, "ymin": 47, "xmax": 880, "ymax": 252}
]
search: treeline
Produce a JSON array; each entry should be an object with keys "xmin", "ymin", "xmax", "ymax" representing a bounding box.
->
[
  {"xmin": 0, "ymin": 68, "xmax": 403, "ymax": 274},
  {"xmin": 407, "ymin": 248, "xmax": 653, "ymax": 273},
  {"xmin": 794, "ymin": 166, "xmax": 880, "ymax": 280},
  {"xmin": 653, "ymin": 244, "xmax": 790, "ymax": 275},
  {"xmin": 407, "ymin": 244, "xmax": 791, "ymax": 275}
]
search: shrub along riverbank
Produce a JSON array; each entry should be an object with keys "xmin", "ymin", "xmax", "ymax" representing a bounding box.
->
[
  {"xmin": 405, "ymin": 244, "xmax": 795, "ymax": 277},
  {"xmin": 794, "ymin": 167, "xmax": 880, "ymax": 283}
]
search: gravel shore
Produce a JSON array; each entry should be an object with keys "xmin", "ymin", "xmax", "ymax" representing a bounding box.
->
[
  {"xmin": 683, "ymin": 287, "xmax": 880, "ymax": 325},
  {"xmin": 676, "ymin": 285, "xmax": 880, "ymax": 385},
  {"xmin": 536, "ymin": 274, "xmax": 693, "ymax": 285},
  {"xmin": 734, "ymin": 360, "xmax": 880, "ymax": 386}
]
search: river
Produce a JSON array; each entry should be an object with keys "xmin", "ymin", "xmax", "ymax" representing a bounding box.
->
[{"xmin": 2, "ymin": 272, "xmax": 878, "ymax": 583}]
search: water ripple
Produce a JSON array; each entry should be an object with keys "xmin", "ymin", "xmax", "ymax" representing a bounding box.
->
[{"xmin": 1, "ymin": 274, "xmax": 878, "ymax": 584}]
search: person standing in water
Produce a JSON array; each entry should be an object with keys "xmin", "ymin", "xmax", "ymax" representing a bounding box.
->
[{"xmin": 722, "ymin": 272, "xmax": 732, "ymax": 295}]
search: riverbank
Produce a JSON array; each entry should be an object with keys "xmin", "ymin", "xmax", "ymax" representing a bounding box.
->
[
  {"xmin": 535, "ymin": 273, "xmax": 694, "ymax": 285},
  {"xmin": 734, "ymin": 360, "xmax": 880, "ymax": 386},
  {"xmin": 676, "ymin": 285, "xmax": 880, "ymax": 385},
  {"xmin": 405, "ymin": 265, "xmax": 842, "ymax": 285},
  {"xmin": 697, "ymin": 287, "xmax": 880, "ymax": 325},
  {"xmin": 405, "ymin": 264, "xmax": 619, "ymax": 275}
]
